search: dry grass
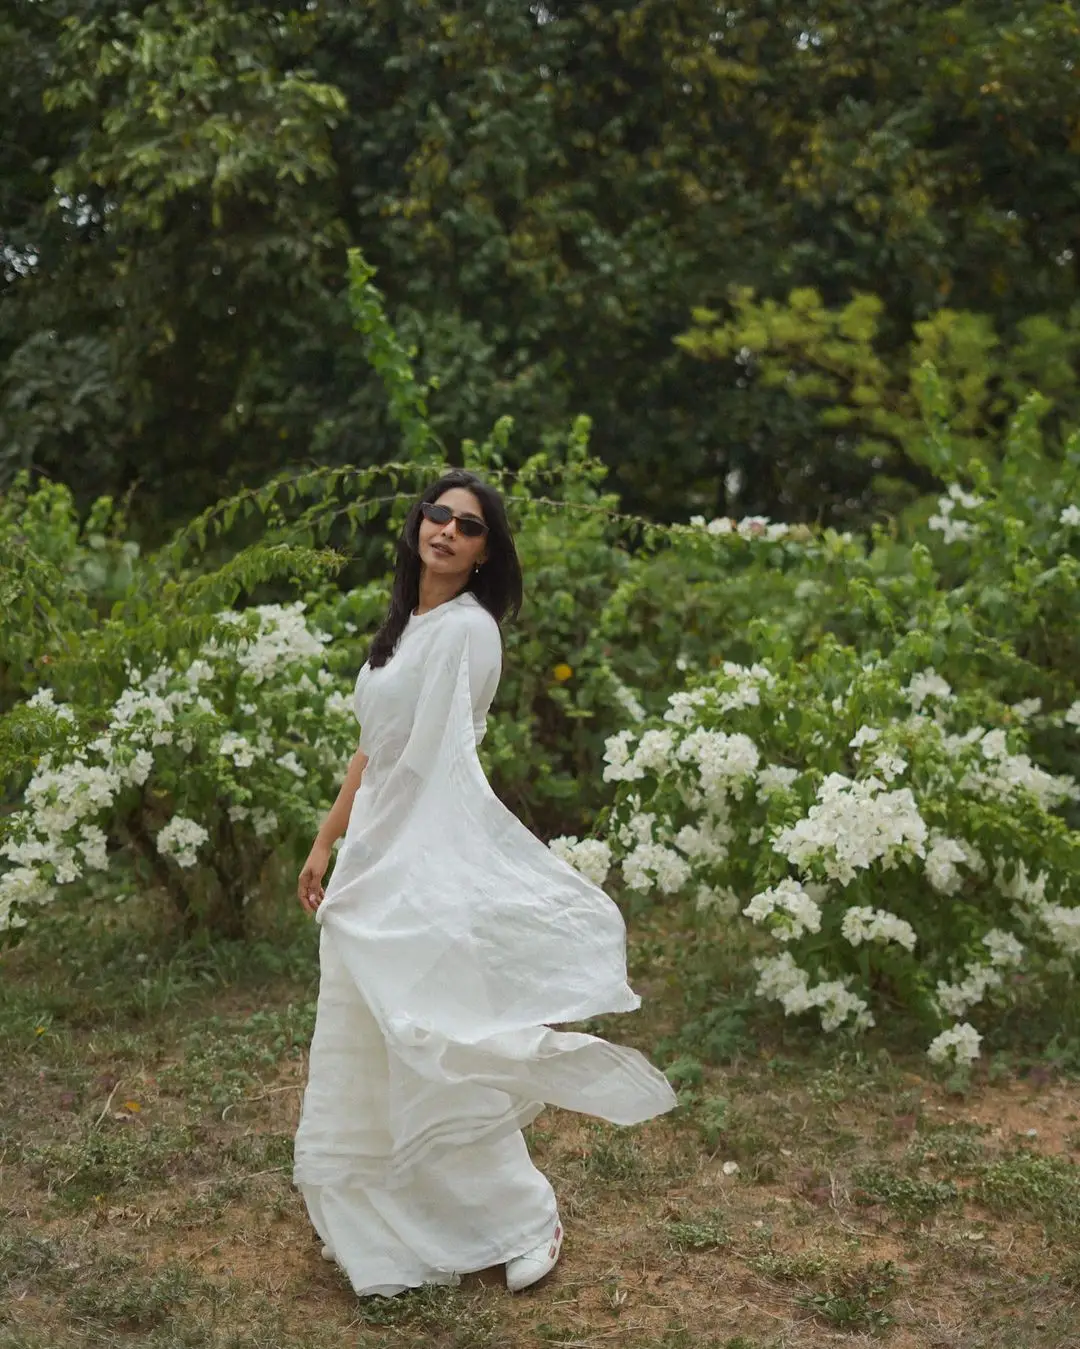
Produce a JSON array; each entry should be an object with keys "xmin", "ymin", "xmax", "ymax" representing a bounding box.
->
[{"xmin": 2, "ymin": 900, "xmax": 1080, "ymax": 1348}]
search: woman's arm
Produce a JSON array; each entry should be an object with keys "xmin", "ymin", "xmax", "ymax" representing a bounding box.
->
[{"xmin": 297, "ymin": 746, "xmax": 368, "ymax": 913}]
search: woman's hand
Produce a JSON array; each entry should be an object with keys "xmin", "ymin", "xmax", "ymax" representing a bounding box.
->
[{"xmin": 298, "ymin": 841, "xmax": 332, "ymax": 915}]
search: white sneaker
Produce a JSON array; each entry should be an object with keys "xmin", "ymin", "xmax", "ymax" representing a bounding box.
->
[{"xmin": 505, "ymin": 1219, "xmax": 563, "ymax": 1292}]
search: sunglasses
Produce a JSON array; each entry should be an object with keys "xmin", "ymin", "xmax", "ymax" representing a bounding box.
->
[{"xmin": 420, "ymin": 501, "xmax": 489, "ymax": 538}]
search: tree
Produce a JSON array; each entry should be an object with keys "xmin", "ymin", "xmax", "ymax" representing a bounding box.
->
[{"xmin": 3, "ymin": 1, "xmax": 1078, "ymax": 530}]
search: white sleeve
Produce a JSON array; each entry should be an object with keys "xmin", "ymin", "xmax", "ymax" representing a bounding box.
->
[{"xmin": 464, "ymin": 611, "xmax": 502, "ymax": 744}]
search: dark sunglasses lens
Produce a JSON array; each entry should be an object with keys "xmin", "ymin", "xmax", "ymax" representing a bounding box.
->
[
  {"xmin": 458, "ymin": 518, "xmax": 486, "ymax": 538},
  {"xmin": 422, "ymin": 502, "xmax": 452, "ymax": 524}
]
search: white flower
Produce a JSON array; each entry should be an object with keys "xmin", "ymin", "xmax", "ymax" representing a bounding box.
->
[
  {"xmin": 849, "ymin": 726, "xmax": 881, "ymax": 750},
  {"xmin": 753, "ymin": 953, "xmax": 873, "ymax": 1032},
  {"xmin": 632, "ymin": 729, "xmax": 676, "ymax": 777},
  {"xmin": 1065, "ymin": 701, "xmax": 1080, "ymax": 728},
  {"xmin": 982, "ymin": 929, "xmax": 1024, "ymax": 968},
  {"xmin": 947, "ymin": 483, "xmax": 984, "ymax": 510},
  {"xmin": 185, "ymin": 659, "xmax": 214, "ymax": 687},
  {"xmin": 935, "ymin": 962, "xmax": 1002, "ymax": 1018},
  {"xmin": 673, "ymin": 820, "xmax": 732, "ymax": 864},
  {"xmin": 772, "ymin": 774, "xmax": 927, "ymax": 886},
  {"xmin": 677, "ymin": 729, "xmax": 760, "ymax": 801},
  {"xmin": 77, "ymin": 825, "xmax": 109, "ymax": 872},
  {"xmin": 324, "ymin": 690, "xmax": 354, "ymax": 719},
  {"xmin": 1010, "ymin": 698, "xmax": 1042, "ymax": 721},
  {"xmin": 1038, "ymin": 903, "xmax": 1080, "ymax": 956},
  {"xmin": 621, "ymin": 843, "xmax": 691, "ymax": 895},
  {"xmin": 962, "ymin": 750, "xmax": 1077, "ymax": 811},
  {"xmin": 928, "ymin": 509, "xmax": 975, "ymax": 544},
  {"xmin": 219, "ymin": 733, "xmax": 256, "ymax": 769},
  {"xmin": 926, "ymin": 1022, "xmax": 982, "ymax": 1065},
  {"xmin": 275, "ymin": 750, "xmax": 307, "ymax": 779},
  {"xmin": 250, "ymin": 808, "xmax": 278, "ymax": 838},
  {"xmin": 156, "ymin": 815, "xmax": 210, "ymax": 869},
  {"xmin": 617, "ymin": 812, "xmax": 656, "ymax": 848},
  {"xmin": 924, "ymin": 834, "xmax": 970, "ymax": 896},
  {"xmin": 716, "ymin": 661, "xmax": 775, "ymax": 713},
  {"xmin": 872, "ymin": 751, "xmax": 907, "ymax": 783},
  {"xmin": 548, "ymin": 836, "xmax": 612, "ymax": 888},
  {"xmin": 27, "ymin": 688, "xmax": 75, "ymax": 723},
  {"xmin": 743, "ymin": 878, "xmax": 822, "ymax": 942},
  {"xmin": 904, "ymin": 670, "xmax": 953, "ymax": 712},
  {"xmin": 0, "ymin": 867, "xmax": 54, "ymax": 929},
  {"xmin": 996, "ymin": 859, "xmax": 1048, "ymax": 908},
  {"xmin": 125, "ymin": 749, "xmax": 154, "ymax": 787},
  {"xmin": 1060, "ymin": 504, "xmax": 1080, "ymax": 527},
  {"xmin": 980, "ymin": 728, "xmax": 1009, "ymax": 761},
  {"xmin": 694, "ymin": 885, "xmax": 740, "ymax": 916},
  {"xmin": 840, "ymin": 906, "xmax": 918, "ymax": 952},
  {"xmin": 757, "ymin": 764, "xmax": 799, "ymax": 795},
  {"xmin": 220, "ymin": 602, "xmax": 328, "ymax": 685},
  {"xmin": 662, "ymin": 688, "xmax": 711, "ymax": 727},
  {"xmin": 611, "ymin": 679, "xmax": 646, "ymax": 723},
  {"xmin": 603, "ymin": 730, "xmax": 642, "ymax": 782}
]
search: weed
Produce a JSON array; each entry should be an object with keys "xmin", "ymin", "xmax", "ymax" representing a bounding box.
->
[
  {"xmin": 851, "ymin": 1163, "xmax": 960, "ymax": 1220},
  {"xmin": 905, "ymin": 1121, "xmax": 989, "ymax": 1173},
  {"xmin": 21, "ymin": 1122, "xmax": 206, "ymax": 1209},
  {"xmin": 65, "ymin": 1257, "xmax": 210, "ymax": 1331},
  {"xmin": 795, "ymin": 1290, "xmax": 894, "ymax": 1331},
  {"xmin": 975, "ymin": 1151, "xmax": 1080, "ymax": 1238},
  {"xmin": 582, "ymin": 1124, "xmax": 643, "ymax": 1185},
  {"xmin": 747, "ymin": 1249, "xmax": 899, "ymax": 1333},
  {"xmin": 352, "ymin": 1283, "xmax": 497, "ymax": 1345},
  {"xmin": 748, "ymin": 1250, "xmax": 830, "ymax": 1282},
  {"xmin": 666, "ymin": 1211, "xmax": 730, "ymax": 1251}
]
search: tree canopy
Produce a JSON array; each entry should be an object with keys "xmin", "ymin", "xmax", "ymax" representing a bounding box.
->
[{"xmin": 3, "ymin": 0, "xmax": 1078, "ymax": 530}]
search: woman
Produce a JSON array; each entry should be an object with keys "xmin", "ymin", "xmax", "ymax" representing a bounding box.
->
[{"xmin": 293, "ymin": 469, "xmax": 676, "ymax": 1298}]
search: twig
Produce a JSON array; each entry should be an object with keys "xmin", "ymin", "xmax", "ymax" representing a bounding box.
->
[
  {"xmin": 194, "ymin": 1164, "xmax": 289, "ymax": 1189},
  {"xmin": 220, "ymin": 1085, "xmax": 301, "ymax": 1122},
  {"xmin": 92, "ymin": 1081, "xmax": 122, "ymax": 1130}
]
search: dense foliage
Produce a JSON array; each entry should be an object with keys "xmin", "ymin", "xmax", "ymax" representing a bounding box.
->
[
  {"xmin": 4, "ymin": 251, "xmax": 1080, "ymax": 1069},
  {"xmin": 3, "ymin": 1, "xmax": 1078, "ymax": 529}
]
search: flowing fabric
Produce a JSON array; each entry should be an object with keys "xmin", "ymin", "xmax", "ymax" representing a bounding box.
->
[{"xmin": 293, "ymin": 592, "xmax": 676, "ymax": 1294}]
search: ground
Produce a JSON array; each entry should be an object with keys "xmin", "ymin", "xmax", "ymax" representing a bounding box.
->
[{"xmin": 2, "ymin": 898, "xmax": 1079, "ymax": 1349}]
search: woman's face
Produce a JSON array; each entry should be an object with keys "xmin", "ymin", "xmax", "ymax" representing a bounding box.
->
[{"xmin": 417, "ymin": 487, "xmax": 489, "ymax": 581}]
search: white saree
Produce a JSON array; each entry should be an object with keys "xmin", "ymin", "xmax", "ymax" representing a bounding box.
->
[{"xmin": 293, "ymin": 592, "xmax": 676, "ymax": 1295}]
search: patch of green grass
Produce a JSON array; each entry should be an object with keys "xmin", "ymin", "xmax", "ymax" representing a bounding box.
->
[
  {"xmin": 64, "ymin": 1256, "xmax": 213, "ymax": 1332},
  {"xmin": 665, "ymin": 1210, "xmax": 730, "ymax": 1251},
  {"xmin": 749, "ymin": 1250, "xmax": 899, "ymax": 1334},
  {"xmin": 157, "ymin": 1004, "xmax": 313, "ymax": 1114},
  {"xmin": 905, "ymin": 1121, "xmax": 989, "ymax": 1173},
  {"xmin": 0, "ymin": 1233, "xmax": 65, "ymax": 1296},
  {"xmin": 851, "ymin": 1163, "xmax": 960, "ymax": 1220},
  {"xmin": 581, "ymin": 1124, "xmax": 644, "ymax": 1185},
  {"xmin": 803, "ymin": 1049, "xmax": 904, "ymax": 1105},
  {"xmin": 975, "ymin": 1151, "xmax": 1080, "ymax": 1238},
  {"xmin": 19, "ymin": 1121, "xmax": 208, "ymax": 1210},
  {"xmin": 352, "ymin": 1282, "xmax": 498, "ymax": 1345}
]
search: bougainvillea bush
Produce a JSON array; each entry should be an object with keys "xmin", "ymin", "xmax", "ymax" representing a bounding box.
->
[
  {"xmin": 552, "ymin": 406, "xmax": 1080, "ymax": 1065},
  {"xmin": 0, "ymin": 597, "xmax": 378, "ymax": 939}
]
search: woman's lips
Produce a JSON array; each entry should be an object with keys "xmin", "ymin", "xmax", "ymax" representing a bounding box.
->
[{"xmin": 431, "ymin": 542, "xmax": 454, "ymax": 557}]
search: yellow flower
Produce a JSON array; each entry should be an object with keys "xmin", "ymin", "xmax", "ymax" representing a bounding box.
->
[{"xmin": 553, "ymin": 663, "xmax": 573, "ymax": 683}]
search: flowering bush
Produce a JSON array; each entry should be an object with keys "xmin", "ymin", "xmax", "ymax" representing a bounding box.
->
[
  {"xmin": 0, "ymin": 596, "xmax": 385, "ymax": 938},
  {"xmin": 567, "ymin": 621, "xmax": 1080, "ymax": 1065}
]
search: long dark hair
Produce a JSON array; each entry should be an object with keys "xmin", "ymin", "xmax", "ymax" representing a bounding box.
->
[{"xmin": 367, "ymin": 470, "xmax": 524, "ymax": 668}]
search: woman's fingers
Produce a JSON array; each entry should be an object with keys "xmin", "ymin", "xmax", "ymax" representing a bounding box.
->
[{"xmin": 298, "ymin": 867, "xmax": 321, "ymax": 913}]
